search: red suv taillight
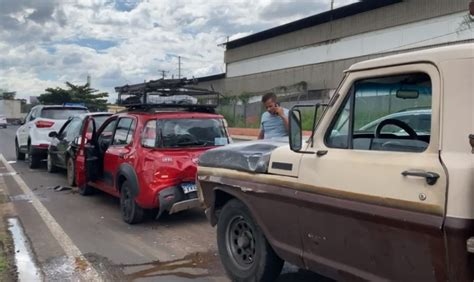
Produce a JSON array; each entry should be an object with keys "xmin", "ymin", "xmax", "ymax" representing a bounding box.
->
[{"xmin": 35, "ymin": 120, "xmax": 55, "ymax": 128}]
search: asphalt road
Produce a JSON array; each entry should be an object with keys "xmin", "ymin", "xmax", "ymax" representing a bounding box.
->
[{"xmin": 0, "ymin": 125, "xmax": 327, "ymax": 281}]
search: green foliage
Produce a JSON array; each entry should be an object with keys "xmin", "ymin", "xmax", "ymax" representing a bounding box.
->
[
  {"xmin": 38, "ymin": 87, "xmax": 71, "ymax": 105},
  {"xmin": 38, "ymin": 82, "xmax": 108, "ymax": 111},
  {"xmin": 300, "ymin": 107, "xmax": 324, "ymax": 131}
]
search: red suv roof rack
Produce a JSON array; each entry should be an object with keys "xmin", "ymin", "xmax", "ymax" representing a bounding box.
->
[{"xmin": 115, "ymin": 78, "xmax": 220, "ymax": 113}]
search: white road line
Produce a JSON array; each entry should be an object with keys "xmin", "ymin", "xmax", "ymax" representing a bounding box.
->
[
  {"xmin": 0, "ymin": 154, "xmax": 101, "ymax": 281},
  {"xmin": 0, "ymin": 172, "xmax": 18, "ymax": 177}
]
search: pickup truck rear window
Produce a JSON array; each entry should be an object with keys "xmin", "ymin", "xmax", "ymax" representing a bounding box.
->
[{"xmin": 41, "ymin": 108, "xmax": 88, "ymax": 120}]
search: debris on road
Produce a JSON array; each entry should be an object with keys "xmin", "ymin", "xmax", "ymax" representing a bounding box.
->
[{"xmin": 53, "ymin": 186, "xmax": 72, "ymax": 192}]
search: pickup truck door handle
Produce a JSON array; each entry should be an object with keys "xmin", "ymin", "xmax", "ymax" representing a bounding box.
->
[{"xmin": 401, "ymin": 170, "xmax": 440, "ymax": 186}]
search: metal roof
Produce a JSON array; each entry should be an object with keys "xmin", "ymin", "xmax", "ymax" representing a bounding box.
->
[{"xmin": 225, "ymin": 0, "xmax": 402, "ymax": 50}]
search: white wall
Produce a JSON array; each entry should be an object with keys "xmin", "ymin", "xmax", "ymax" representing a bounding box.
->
[
  {"xmin": 0, "ymin": 100, "xmax": 22, "ymax": 119},
  {"xmin": 227, "ymin": 12, "xmax": 473, "ymax": 78}
]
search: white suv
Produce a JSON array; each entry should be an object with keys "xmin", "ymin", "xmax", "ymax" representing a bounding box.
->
[{"xmin": 16, "ymin": 105, "xmax": 88, "ymax": 168}]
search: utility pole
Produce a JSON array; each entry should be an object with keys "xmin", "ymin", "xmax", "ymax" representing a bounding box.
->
[
  {"xmin": 159, "ymin": 70, "xmax": 168, "ymax": 79},
  {"xmin": 330, "ymin": 0, "xmax": 334, "ymax": 10},
  {"xmin": 178, "ymin": 56, "xmax": 181, "ymax": 79}
]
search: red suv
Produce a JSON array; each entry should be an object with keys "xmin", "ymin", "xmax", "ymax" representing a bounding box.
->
[{"xmin": 75, "ymin": 80, "xmax": 231, "ymax": 224}]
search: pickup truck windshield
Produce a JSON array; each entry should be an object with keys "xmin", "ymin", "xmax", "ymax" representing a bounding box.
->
[{"xmin": 157, "ymin": 118, "xmax": 228, "ymax": 148}]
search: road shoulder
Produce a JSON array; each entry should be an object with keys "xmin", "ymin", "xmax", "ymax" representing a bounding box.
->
[{"xmin": 0, "ymin": 174, "xmax": 17, "ymax": 281}]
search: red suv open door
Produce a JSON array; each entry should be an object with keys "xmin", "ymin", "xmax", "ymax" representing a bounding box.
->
[{"xmin": 75, "ymin": 116, "xmax": 97, "ymax": 194}]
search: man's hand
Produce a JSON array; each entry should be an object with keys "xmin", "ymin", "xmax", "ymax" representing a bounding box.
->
[
  {"xmin": 275, "ymin": 106, "xmax": 285, "ymax": 117},
  {"xmin": 275, "ymin": 106, "xmax": 289, "ymax": 131}
]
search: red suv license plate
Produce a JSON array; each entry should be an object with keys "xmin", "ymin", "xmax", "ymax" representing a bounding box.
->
[{"xmin": 181, "ymin": 183, "xmax": 197, "ymax": 194}]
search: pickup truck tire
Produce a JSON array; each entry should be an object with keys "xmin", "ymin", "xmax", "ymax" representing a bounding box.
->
[
  {"xmin": 120, "ymin": 181, "xmax": 144, "ymax": 224},
  {"xmin": 217, "ymin": 199, "xmax": 284, "ymax": 282},
  {"xmin": 15, "ymin": 140, "xmax": 25, "ymax": 161}
]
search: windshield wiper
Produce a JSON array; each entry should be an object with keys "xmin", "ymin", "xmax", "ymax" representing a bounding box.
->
[{"xmin": 174, "ymin": 140, "xmax": 206, "ymax": 146}]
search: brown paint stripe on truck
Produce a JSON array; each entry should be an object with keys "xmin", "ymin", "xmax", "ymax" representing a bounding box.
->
[{"xmin": 198, "ymin": 166, "xmax": 443, "ymax": 216}]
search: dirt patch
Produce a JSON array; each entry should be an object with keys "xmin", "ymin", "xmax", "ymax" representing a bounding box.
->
[{"xmin": 0, "ymin": 205, "xmax": 18, "ymax": 281}]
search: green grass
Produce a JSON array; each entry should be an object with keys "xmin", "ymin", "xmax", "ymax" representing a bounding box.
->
[
  {"xmin": 0, "ymin": 235, "xmax": 8, "ymax": 279},
  {"xmin": 0, "ymin": 255, "xmax": 7, "ymax": 274}
]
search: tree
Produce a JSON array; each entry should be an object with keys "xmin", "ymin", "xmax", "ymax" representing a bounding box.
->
[
  {"xmin": 38, "ymin": 82, "xmax": 109, "ymax": 111},
  {"xmin": 38, "ymin": 87, "xmax": 72, "ymax": 105},
  {"xmin": 66, "ymin": 82, "xmax": 108, "ymax": 111}
]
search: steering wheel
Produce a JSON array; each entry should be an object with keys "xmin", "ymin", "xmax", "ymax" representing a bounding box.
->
[{"xmin": 375, "ymin": 119, "xmax": 418, "ymax": 139}]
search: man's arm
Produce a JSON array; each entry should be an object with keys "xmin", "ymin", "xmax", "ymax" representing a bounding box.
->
[
  {"xmin": 258, "ymin": 129, "xmax": 264, "ymax": 139},
  {"xmin": 276, "ymin": 107, "xmax": 289, "ymax": 132}
]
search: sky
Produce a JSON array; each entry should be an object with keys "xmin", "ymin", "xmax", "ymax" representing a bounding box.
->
[{"xmin": 0, "ymin": 0, "xmax": 357, "ymax": 102}]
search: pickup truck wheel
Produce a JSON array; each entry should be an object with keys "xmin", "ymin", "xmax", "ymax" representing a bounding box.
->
[
  {"xmin": 47, "ymin": 154, "xmax": 58, "ymax": 173},
  {"xmin": 66, "ymin": 157, "xmax": 76, "ymax": 186},
  {"xmin": 217, "ymin": 199, "xmax": 284, "ymax": 281},
  {"xmin": 120, "ymin": 181, "xmax": 144, "ymax": 224},
  {"xmin": 15, "ymin": 140, "xmax": 25, "ymax": 161},
  {"xmin": 28, "ymin": 146, "xmax": 41, "ymax": 169}
]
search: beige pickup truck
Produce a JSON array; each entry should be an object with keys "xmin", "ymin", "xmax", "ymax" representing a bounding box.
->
[{"xmin": 197, "ymin": 43, "xmax": 474, "ymax": 281}]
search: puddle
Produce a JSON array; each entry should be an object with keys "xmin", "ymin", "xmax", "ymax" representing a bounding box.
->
[
  {"xmin": 7, "ymin": 218, "xmax": 42, "ymax": 281},
  {"xmin": 42, "ymin": 255, "xmax": 83, "ymax": 281},
  {"xmin": 84, "ymin": 250, "xmax": 223, "ymax": 281}
]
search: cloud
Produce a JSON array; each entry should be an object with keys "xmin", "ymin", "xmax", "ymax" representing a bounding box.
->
[
  {"xmin": 0, "ymin": 0, "xmax": 358, "ymax": 101},
  {"xmin": 259, "ymin": 0, "xmax": 327, "ymax": 22}
]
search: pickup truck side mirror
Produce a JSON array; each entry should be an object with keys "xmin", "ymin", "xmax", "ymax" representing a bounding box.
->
[
  {"xmin": 49, "ymin": 131, "xmax": 58, "ymax": 138},
  {"xmin": 289, "ymin": 103, "xmax": 328, "ymax": 153},
  {"xmin": 289, "ymin": 109, "xmax": 303, "ymax": 152}
]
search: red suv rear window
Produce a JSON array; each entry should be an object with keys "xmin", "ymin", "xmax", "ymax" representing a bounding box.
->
[{"xmin": 143, "ymin": 118, "xmax": 228, "ymax": 148}]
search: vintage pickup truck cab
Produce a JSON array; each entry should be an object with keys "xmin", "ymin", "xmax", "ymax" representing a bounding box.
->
[{"xmin": 197, "ymin": 43, "xmax": 474, "ymax": 281}]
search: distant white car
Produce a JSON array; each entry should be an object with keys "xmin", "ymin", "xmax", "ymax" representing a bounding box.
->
[
  {"xmin": 0, "ymin": 115, "xmax": 6, "ymax": 128},
  {"xmin": 15, "ymin": 105, "xmax": 88, "ymax": 168}
]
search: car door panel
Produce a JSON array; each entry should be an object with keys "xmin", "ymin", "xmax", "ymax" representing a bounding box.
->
[
  {"xmin": 102, "ymin": 117, "xmax": 136, "ymax": 192},
  {"xmin": 297, "ymin": 64, "xmax": 447, "ymax": 280},
  {"xmin": 53, "ymin": 119, "xmax": 72, "ymax": 167},
  {"xmin": 18, "ymin": 109, "xmax": 35, "ymax": 147}
]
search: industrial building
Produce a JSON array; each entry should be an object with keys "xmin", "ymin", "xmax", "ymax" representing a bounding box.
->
[{"xmin": 197, "ymin": 0, "xmax": 473, "ymax": 125}]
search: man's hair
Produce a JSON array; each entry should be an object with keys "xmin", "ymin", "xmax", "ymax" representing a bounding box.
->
[{"xmin": 261, "ymin": 92, "xmax": 277, "ymax": 103}]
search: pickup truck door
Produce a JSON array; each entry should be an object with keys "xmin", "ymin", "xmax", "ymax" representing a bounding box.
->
[{"xmin": 296, "ymin": 64, "xmax": 448, "ymax": 281}]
